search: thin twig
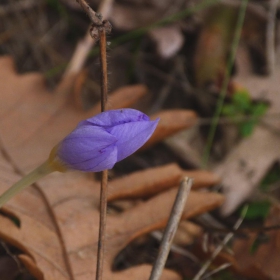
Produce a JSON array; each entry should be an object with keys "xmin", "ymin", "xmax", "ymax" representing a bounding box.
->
[
  {"xmin": 149, "ymin": 177, "xmax": 193, "ymax": 280},
  {"xmin": 99, "ymin": 28, "xmax": 109, "ymax": 110},
  {"xmin": 96, "ymin": 170, "xmax": 108, "ymax": 280},
  {"xmin": 75, "ymin": 1, "xmax": 111, "ymax": 279},
  {"xmin": 192, "ymin": 208, "xmax": 247, "ymax": 280},
  {"xmin": 75, "ymin": 0, "xmax": 103, "ymax": 26},
  {"xmin": 96, "ymin": 26, "xmax": 110, "ymax": 280}
]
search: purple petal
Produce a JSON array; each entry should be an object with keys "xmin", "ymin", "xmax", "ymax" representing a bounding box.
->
[
  {"xmin": 64, "ymin": 145, "xmax": 118, "ymax": 172},
  {"xmin": 81, "ymin": 109, "xmax": 150, "ymax": 128},
  {"xmin": 57, "ymin": 125, "xmax": 118, "ymax": 171},
  {"xmin": 54, "ymin": 109, "xmax": 159, "ymax": 172},
  {"xmin": 110, "ymin": 118, "xmax": 159, "ymax": 161}
]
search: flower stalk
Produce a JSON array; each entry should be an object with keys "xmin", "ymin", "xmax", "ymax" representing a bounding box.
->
[
  {"xmin": 0, "ymin": 161, "xmax": 54, "ymax": 208},
  {"xmin": 96, "ymin": 26, "xmax": 109, "ymax": 280}
]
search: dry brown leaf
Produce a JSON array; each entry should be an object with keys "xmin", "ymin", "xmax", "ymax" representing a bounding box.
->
[
  {"xmin": 108, "ymin": 163, "xmax": 220, "ymax": 201},
  {"xmin": 183, "ymin": 169, "xmax": 220, "ymax": 189},
  {"xmin": 0, "ymin": 56, "xmax": 223, "ymax": 279},
  {"xmin": 143, "ymin": 110, "xmax": 197, "ymax": 149},
  {"xmin": 0, "ymin": 151, "xmax": 224, "ymax": 279}
]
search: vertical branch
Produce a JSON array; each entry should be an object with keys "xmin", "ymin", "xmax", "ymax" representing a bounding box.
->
[
  {"xmin": 99, "ymin": 29, "xmax": 108, "ymax": 111},
  {"xmin": 75, "ymin": 2, "xmax": 112, "ymax": 279},
  {"xmin": 96, "ymin": 26, "xmax": 110, "ymax": 280},
  {"xmin": 96, "ymin": 170, "xmax": 108, "ymax": 280}
]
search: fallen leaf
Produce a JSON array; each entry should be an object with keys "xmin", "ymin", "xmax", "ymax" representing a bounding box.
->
[
  {"xmin": 108, "ymin": 163, "xmax": 220, "ymax": 201},
  {"xmin": 0, "ymin": 151, "xmax": 224, "ymax": 279},
  {"xmin": 0, "ymin": 56, "xmax": 223, "ymax": 279},
  {"xmin": 143, "ymin": 109, "xmax": 197, "ymax": 149}
]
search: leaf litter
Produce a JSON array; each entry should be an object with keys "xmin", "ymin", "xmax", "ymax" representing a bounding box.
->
[
  {"xmin": 0, "ymin": 57, "xmax": 224, "ymax": 279},
  {"xmin": 1, "ymin": 0, "xmax": 280, "ymax": 279}
]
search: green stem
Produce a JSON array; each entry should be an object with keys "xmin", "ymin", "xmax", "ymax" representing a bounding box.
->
[
  {"xmin": 0, "ymin": 161, "xmax": 54, "ymax": 208},
  {"xmin": 202, "ymin": 0, "xmax": 249, "ymax": 167}
]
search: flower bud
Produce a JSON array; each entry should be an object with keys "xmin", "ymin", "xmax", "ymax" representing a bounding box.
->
[{"xmin": 51, "ymin": 109, "xmax": 159, "ymax": 172}]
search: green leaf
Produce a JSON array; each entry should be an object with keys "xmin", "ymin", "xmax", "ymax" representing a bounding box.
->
[
  {"xmin": 221, "ymin": 104, "xmax": 238, "ymax": 117},
  {"xmin": 242, "ymin": 201, "xmax": 271, "ymax": 220},
  {"xmin": 222, "ymin": 88, "xmax": 269, "ymax": 137},
  {"xmin": 250, "ymin": 103, "xmax": 269, "ymax": 117},
  {"xmin": 239, "ymin": 121, "xmax": 255, "ymax": 137},
  {"xmin": 232, "ymin": 90, "xmax": 251, "ymax": 111}
]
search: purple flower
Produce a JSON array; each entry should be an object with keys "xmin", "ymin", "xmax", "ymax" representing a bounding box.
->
[{"xmin": 55, "ymin": 109, "xmax": 159, "ymax": 172}]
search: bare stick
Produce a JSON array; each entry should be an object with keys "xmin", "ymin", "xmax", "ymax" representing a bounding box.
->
[
  {"xmin": 149, "ymin": 177, "xmax": 193, "ymax": 280},
  {"xmin": 99, "ymin": 28, "xmax": 109, "ymax": 110},
  {"xmin": 96, "ymin": 169, "xmax": 108, "ymax": 280},
  {"xmin": 75, "ymin": 0, "xmax": 103, "ymax": 26},
  {"xmin": 95, "ymin": 26, "xmax": 110, "ymax": 280},
  {"xmin": 75, "ymin": 2, "xmax": 111, "ymax": 279}
]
